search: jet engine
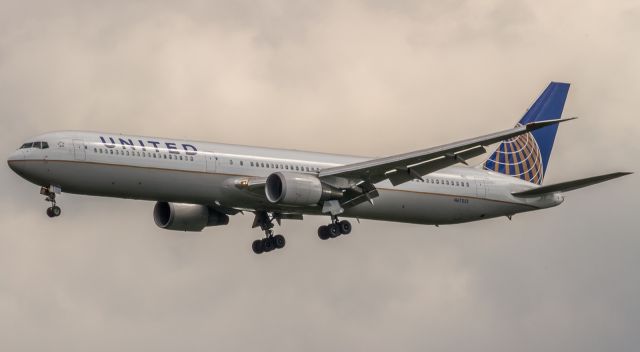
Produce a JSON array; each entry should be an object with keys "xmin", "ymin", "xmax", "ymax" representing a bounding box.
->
[
  {"xmin": 153, "ymin": 202, "xmax": 229, "ymax": 232},
  {"xmin": 265, "ymin": 172, "xmax": 342, "ymax": 206}
]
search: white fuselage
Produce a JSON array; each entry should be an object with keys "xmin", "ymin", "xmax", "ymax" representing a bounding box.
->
[{"xmin": 7, "ymin": 131, "xmax": 564, "ymax": 225}]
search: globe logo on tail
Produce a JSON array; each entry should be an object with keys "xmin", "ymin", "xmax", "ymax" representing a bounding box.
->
[{"xmin": 483, "ymin": 124, "xmax": 544, "ymax": 185}]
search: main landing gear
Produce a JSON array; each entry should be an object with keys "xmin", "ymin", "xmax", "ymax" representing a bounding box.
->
[
  {"xmin": 252, "ymin": 212, "xmax": 286, "ymax": 254},
  {"xmin": 41, "ymin": 186, "xmax": 61, "ymax": 218},
  {"xmin": 317, "ymin": 217, "xmax": 351, "ymax": 240}
]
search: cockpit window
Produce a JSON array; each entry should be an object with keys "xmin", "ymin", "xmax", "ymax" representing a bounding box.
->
[{"xmin": 19, "ymin": 141, "xmax": 49, "ymax": 149}]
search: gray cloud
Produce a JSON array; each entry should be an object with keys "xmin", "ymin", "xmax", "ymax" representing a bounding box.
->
[{"xmin": 0, "ymin": 0, "xmax": 638, "ymax": 351}]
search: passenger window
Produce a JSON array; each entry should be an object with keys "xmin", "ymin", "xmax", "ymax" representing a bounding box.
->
[
  {"xmin": 126, "ymin": 151, "xmax": 130, "ymax": 156},
  {"xmin": 110, "ymin": 150, "xmax": 114, "ymax": 155},
  {"xmin": 436, "ymin": 180, "xmax": 439, "ymax": 184},
  {"xmin": 181, "ymin": 156, "xmax": 184, "ymax": 161},
  {"xmin": 295, "ymin": 166, "xmax": 299, "ymax": 171},
  {"xmin": 240, "ymin": 161, "xmax": 244, "ymax": 166},
  {"xmin": 230, "ymin": 160, "xmax": 233, "ymax": 165},
  {"xmin": 94, "ymin": 148, "xmax": 97, "ymax": 153},
  {"xmin": 190, "ymin": 156, "xmax": 194, "ymax": 161}
]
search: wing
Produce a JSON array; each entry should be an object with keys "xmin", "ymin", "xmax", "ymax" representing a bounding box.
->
[{"xmin": 319, "ymin": 118, "xmax": 576, "ymax": 188}]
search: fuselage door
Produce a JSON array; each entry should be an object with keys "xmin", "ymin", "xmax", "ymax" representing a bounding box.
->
[
  {"xmin": 72, "ymin": 139, "xmax": 86, "ymax": 161},
  {"xmin": 475, "ymin": 177, "xmax": 487, "ymax": 198},
  {"xmin": 206, "ymin": 153, "xmax": 217, "ymax": 173}
]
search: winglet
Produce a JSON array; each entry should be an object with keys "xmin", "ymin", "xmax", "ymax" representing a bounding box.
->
[{"xmin": 525, "ymin": 116, "xmax": 578, "ymax": 131}]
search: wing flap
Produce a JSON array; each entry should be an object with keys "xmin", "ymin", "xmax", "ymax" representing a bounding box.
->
[
  {"xmin": 387, "ymin": 146, "xmax": 486, "ymax": 186},
  {"xmin": 512, "ymin": 172, "xmax": 632, "ymax": 197}
]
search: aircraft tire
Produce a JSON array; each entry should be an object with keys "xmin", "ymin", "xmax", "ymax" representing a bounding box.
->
[
  {"xmin": 262, "ymin": 237, "xmax": 275, "ymax": 252},
  {"xmin": 338, "ymin": 220, "xmax": 351, "ymax": 235},
  {"xmin": 252, "ymin": 240, "xmax": 264, "ymax": 254},
  {"xmin": 274, "ymin": 235, "xmax": 286, "ymax": 249},
  {"xmin": 328, "ymin": 223, "xmax": 340, "ymax": 238},
  {"xmin": 318, "ymin": 226, "xmax": 330, "ymax": 240}
]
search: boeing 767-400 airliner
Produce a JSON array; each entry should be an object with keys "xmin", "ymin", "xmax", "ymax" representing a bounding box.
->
[{"xmin": 7, "ymin": 82, "xmax": 630, "ymax": 254}]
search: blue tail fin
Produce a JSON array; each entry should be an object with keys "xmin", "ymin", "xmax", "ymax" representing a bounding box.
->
[{"xmin": 483, "ymin": 82, "xmax": 570, "ymax": 184}]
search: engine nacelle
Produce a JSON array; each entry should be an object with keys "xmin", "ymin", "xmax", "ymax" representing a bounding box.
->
[
  {"xmin": 265, "ymin": 172, "xmax": 342, "ymax": 206},
  {"xmin": 153, "ymin": 202, "xmax": 229, "ymax": 232}
]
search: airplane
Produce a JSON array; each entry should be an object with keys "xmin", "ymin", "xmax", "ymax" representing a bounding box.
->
[{"xmin": 7, "ymin": 82, "xmax": 631, "ymax": 254}]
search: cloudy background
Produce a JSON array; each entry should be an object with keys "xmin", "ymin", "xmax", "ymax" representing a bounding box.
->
[{"xmin": 1, "ymin": 0, "xmax": 639, "ymax": 351}]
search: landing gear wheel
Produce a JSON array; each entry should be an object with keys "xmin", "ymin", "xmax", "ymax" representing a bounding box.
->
[
  {"xmin": 274, "ymin": 234, "xmax": 286, "ymax": 249},
  {"xmin": 338, "ymin": 220, "xmax": 351, "ymax": 235},
  {"xmin": 252, "ymin": 240, "xmax": 264, "ymax": 254},
  {"xmin": 318, "ymin": 225, "xmax": 330, "ymax": 240},
  {"xmin": 42, "ymin": 187, "xmax": 62, "ymax": 218},
  {"xmin": 328, "ymin": 223, "xmax": 340, "ymax": 238},
  {"xmin": 262, "ymin": 237, "xmax": 275, "ymax": 252},
  {"xmin": 251, "ymin": 212, "xmax": 289, "ymax": 254}
]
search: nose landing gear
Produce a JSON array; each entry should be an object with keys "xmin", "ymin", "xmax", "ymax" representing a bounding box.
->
[{"xmin": 41, "ymin": 186, "xmax": 61, "ymax": 218}]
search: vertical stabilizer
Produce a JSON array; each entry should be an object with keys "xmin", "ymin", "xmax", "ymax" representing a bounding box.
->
[{"xmin": 483, "ymin": 82, "xmax": 570, "ymax": 184}]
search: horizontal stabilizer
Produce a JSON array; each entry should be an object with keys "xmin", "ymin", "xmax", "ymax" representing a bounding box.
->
[{"xmin": 512, "ymin": 172, "xmax": 632, "ymax": 197}]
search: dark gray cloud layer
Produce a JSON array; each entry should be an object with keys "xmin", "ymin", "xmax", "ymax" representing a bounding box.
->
[{"xmin": 1, "ymin": 1, "xmax": 638, "ymax": 351}]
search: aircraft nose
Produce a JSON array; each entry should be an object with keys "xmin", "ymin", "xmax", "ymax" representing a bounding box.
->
[{"xmin": 7, "ymin": 150, "xmax": 25, "ymax": 173}]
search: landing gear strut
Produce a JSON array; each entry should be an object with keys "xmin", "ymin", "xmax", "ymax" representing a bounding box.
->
[
  {"xmin": 318, "ymin": 216, "xmax": 351, "ymax": 240},
  {"xmin": 252, "ymin": 212, "xmax": 286, "ymax": 254},
  {"xmin": 41, "ymin": 186, "xmax": 61, "ymax": 218}
]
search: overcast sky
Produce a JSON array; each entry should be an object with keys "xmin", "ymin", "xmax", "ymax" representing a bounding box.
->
[{"xmin": 1, "ymin": 1, "xmax": 639, "ymax": 351}]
